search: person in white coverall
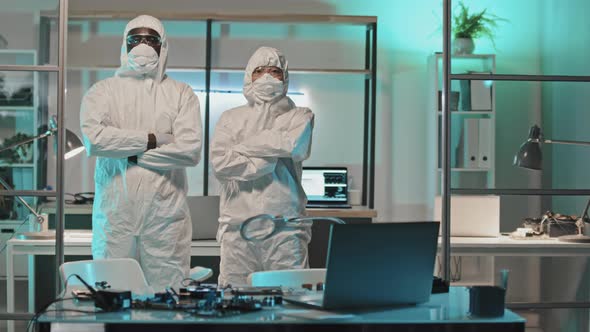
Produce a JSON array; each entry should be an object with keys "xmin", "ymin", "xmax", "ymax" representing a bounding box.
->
[
  {"xmin": 211, "ymin": 46, "xmax": 314, "ymax": 286},
  {"xmin": 80, "ymin": 15, "xmax": 202, "ymax": 292}
]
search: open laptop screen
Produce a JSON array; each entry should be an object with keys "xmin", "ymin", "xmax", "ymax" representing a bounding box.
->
[{"xmin": 302, "ymin": 167, "xmax": 348, "ymax": 204}]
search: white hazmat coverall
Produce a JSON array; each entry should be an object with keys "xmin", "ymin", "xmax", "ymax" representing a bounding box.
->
[
  {"xmin": 211, "ymin": 46, "xmax": 314, "ymax": 286},
  {"xmin": 80, "ymin": 15, "xmax": 202, "ymax": 292}
]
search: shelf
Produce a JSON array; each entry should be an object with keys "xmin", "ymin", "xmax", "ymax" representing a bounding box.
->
[
  {"xmin": 0, "ymin": 106, "xmax": 35, "ymax": 111},
  {"xmin": 451, "ymin": 73, "xmax": 590, "ymax": 83},
  {"xmin": 212, "ymin": 67, "xmax": 370, "ymax": 76},
  {"xmin": 438, "ymin": 168, "xmax": 492, "ymax": 172},
  {"xmin": 65, "ymin": 12, "xmax": 377, "ymax": 25},
  {"xmin": 0, "ymin": 163, "xmax": 34, "ymax": 168},
  {"xmin": 436, "ymin": 111, "xmax": 493, "ymax": 115},
  {"xmin": 450, "ymin": 280, "xmax": 494, "ymax": 286},
  {"xmin": 451, "ymin": 188, "xmax": 590, "ymax": 196},
  {"xmin": 68, "ymin": 65, "xmax": 371, "ymax": 76},
  {"xmin": 434, "ymin": 53, "xmax": 496, "ymax": 59},
  {"xmin": 68, "ymin": 65, "xmax": 207, "ymax": 72}
]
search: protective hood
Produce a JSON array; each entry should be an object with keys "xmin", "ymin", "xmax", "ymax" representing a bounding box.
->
[
  {"xmin": 116, "ymin": 15, "xmax": 168, "ymax": 83},
  {"xmin": 243, "ymin": 46, "xmax": 289, "ymax": 105}
]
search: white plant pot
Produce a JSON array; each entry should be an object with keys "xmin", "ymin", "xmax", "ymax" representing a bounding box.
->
[{"xmin": 452, "ymin": 38, "xmax": 475, "ymax": 55}]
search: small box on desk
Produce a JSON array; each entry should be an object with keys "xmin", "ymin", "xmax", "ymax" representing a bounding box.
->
[{"xmin": 547, "ymin": 221, "xmax": 578, "ymax": 237}]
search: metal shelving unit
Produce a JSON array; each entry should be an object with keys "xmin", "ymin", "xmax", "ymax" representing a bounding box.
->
[
  {"xmin": 0, "ymin": 0, "xmax": 68, "ymax": 325},
  {"xmin": 63, "ymin": 12, "xmax": 378, "ymax": 208},
  {"xmin": 439, "ymin": 0, "xmax": 590, "ymax": 309}
]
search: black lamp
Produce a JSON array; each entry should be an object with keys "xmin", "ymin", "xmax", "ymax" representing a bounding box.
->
[
  {"xmin": 513, "ymin": 125, "xmax": 543, "ymax": 170},
  {"xmin": 514, "ymin": 125, "xmax": 590, "ymax": 243},
  {"xmin": 0, "ymin": 115, "xmax": 85, "ymax": 239}
]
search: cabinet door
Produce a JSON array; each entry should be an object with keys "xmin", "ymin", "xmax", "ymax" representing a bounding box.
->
[{"xmin": 0, "ymin": 221, "xmax": 31, "ymax": 277}]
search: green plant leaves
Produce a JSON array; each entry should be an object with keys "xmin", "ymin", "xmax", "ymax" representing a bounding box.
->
[{"xmin": 452, "ymin": 1, "xmax": 508, "ymax": 48}]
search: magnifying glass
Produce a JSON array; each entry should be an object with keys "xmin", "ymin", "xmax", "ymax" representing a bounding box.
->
[{"xmin": 239, "ymin": 214, "xmax": 346, "ymax": 241}]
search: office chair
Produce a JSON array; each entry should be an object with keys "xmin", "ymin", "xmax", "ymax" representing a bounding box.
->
[
  {"xmin": 248, "ymin": 268, "xmax": 326, "ymax": 288},
  {"xmin": 189, "ymin": 266, "xmax": 213, "ymax": 282},
  {"xmin": 59, "ymin": 258, "xmax": 152, "ymax": 296}
]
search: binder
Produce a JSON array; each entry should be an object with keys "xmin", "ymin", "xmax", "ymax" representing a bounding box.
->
[
  {"xmin": 462, "ymin": 118, "xmax": 479, "ymax": 168},
  {"xmin": 459, "ymin": 80, "xmax": 471, "ymax": 111},
  {"xmin": 478, "ymin": 118, "xmax": 492, "ymax": 168},
  {"xmin": 470, "ymin": 72, "xmax": 492, "ymax": 111}
]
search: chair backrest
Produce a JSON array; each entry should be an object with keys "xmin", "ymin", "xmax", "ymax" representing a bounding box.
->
[
  {"xmin": 248, "ymin": 268, "xmax": 326, "ymax": 288},
  {"xmin": 60, "ymin": 258, "xmax": 152, "ymax": 295},
  {"xmin": 189, "ymin": 266, "xmax": 213, "ymax": 282}
]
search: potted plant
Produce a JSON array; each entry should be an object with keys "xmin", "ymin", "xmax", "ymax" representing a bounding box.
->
[{"xmin": 452, "ymin": 1, "xmax": 506, "ymax": 54}]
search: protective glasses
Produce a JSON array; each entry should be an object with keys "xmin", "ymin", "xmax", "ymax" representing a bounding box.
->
[
  {"xmin": 252, "ymin": 66, "xmax": 283, "ymax": 78},
  {"xmin": 126, "ymin": 34, "xmax": 162, "ymax": 47}
]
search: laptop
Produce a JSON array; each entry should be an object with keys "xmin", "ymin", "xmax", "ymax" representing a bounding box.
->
[
  {"xmin": 284, "ymin": 222, "xmax": 440, "ymax": 310},
  {"xmin": 187, "ymin": 196, "xmax": 220, "ymax": 240},
  {"xmin": 302, "ymin": 167, "xmax": 351, "ymax": 209},
  {"xmin": 434, "ymin": 195, "xmax": 500, "ymax": 237}
]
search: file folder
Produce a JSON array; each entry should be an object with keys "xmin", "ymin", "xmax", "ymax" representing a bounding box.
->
[
  {"xmin": 478, "ymin": 118, "xmax": 492, "ymax": 168},
  {"xmin": 469, "ymin": 73, "xmax": 492, "ymax": 111},
  {"xmin": 462, "ymin": 118, "xmax": 479, "ymax": 168}
]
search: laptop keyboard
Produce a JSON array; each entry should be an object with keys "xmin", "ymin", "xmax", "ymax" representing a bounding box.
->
[{"xmin": 307, "ymin": 204, "xmax": 351, "ymax": 209}]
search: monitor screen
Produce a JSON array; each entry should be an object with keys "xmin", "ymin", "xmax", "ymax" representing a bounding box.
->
[{"xmin": 301, "ymin": 167, "xmax": 348, "ymax": 203}]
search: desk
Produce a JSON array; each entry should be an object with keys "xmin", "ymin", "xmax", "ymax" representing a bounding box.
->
[
  {"xmin": 9, "ymin": 234, "xmax": 590, "ymax": 316},
  {"xmin": 36, "ymin": 287, "xmax": 525, "ymax": 332},
  {"xmin": 38, "ymin": 202, "xmax": 378, "ymax": 219},
  {"xmin": 5, "ymin": 232, "xmax": 218, "ymax": 314}
]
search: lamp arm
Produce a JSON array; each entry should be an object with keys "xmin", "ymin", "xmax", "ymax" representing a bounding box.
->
[
  {"xmin": 580, "ymin": 198, "xmax": 590, "ymax": 221},
  {"xmin": 0, "ymin": 129, "xmax": 55, "ymax": 154},
  {"xmin": 0, "ymin": 174, "xmax": 41, "ymax": 220},
  {"xmin": 544, "ymin": 139, "xmax": 590, "ymax": 147}
]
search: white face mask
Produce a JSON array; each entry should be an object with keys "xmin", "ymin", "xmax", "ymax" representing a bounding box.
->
[
  {"xmin": 251, "ymin": 74, "xmax": 284, "ymax": 103},
  {"xmin": 127, "ymin": 44, "xmax": 159, "ymax": 75}
]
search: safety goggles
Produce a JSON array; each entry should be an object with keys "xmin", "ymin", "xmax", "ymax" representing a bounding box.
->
[
  {"xmin": 252, "ymin": 66, "xmax": 283, "ymax": 77},
  {"xmin": 126, "ymin": 34, "xmax": 162, "ymax": 47}
]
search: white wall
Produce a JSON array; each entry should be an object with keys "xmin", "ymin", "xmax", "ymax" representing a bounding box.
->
[{"xmin": 0, "ymin": 0, "xmax": 550, "ymax": 224}]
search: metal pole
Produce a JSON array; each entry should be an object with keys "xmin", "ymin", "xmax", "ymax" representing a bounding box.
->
[
  {"xmin": 55, "ymin": 0, "xmax": 69, "ymax": 295},
  {"xmin": 203, "ymin": 19, "xmax": 212, "ymax": 196},
  {"xmin": 369, "ymin": 22, "xmax": 377, "ymax": 209},
  {"xmin": 545, "ymin": 139, "xmax": 590, "ymax": 146},
  {"xmin": 361, "ymin": 26, "xmax": 370, "ymax": 206},
  {"xmin": 440, "ymin": 0, "xmax": 452, "ymax": 282}
]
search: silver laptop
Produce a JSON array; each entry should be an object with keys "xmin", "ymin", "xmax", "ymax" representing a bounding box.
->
[
  {"xmin": 302, "ymin": 167, "xmax": 351, "ymax": 209},
  {"xmin": 284, "ymin": 222, "xmax": 440, "ymax": 310},
  {"xmin": 187, "ymin": 196, "xmax": 220, "ymax": 240}
]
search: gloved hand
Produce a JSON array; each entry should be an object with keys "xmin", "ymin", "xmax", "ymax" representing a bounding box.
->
[{"xmin": 155, "ymin": 133, "xmax": 174, "ymax": 147}]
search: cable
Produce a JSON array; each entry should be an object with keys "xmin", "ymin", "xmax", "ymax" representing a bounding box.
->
[
  {"xmin": 28, "ymin": 274, "xmax": 102, "ymax": 332},
  {"xmin": 26, "ymin": 297, "xmax": 74, "ymax": 332}
]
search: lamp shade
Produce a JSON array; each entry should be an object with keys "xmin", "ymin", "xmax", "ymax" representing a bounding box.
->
[
  {"xmin": 513, "ymin": 125, "xmax": 543, "ymax": 170},
  {"xmin": 48, "ymin": 115, "xmax": 85, "ymax": 159},
  {"xmin": 64, "ymin": 129, "xmax": 85, "ymax": 160}
]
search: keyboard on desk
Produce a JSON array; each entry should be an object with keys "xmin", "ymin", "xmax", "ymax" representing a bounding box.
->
[{"xmin": 306, "ymin": 204, "xmax": 351, "ymax": 209}]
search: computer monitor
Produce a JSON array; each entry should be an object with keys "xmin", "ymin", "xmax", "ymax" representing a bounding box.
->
[{"xmin": 302, "ymin": 167, "xmax": 350, "ymax": 208}]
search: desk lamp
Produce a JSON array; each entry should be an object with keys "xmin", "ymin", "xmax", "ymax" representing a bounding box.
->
[
  {"xmin": 514, "ymin": 125, "xmax": 590, "ymax": 243},
  {"xmin": 0, "ymin": 115, "xmax": 85, "ymax": 239}
]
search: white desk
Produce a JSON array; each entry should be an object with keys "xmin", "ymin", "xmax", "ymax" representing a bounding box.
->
[
  {"xmin": 36, "ymin": 287, "xmax": 525, "ymax": 332},
  {"xmin": 5, "ymin": 232, "xmax": 219, "ymax": 319},
  {"xmin": 442, "ymin": 236, "xmax": 590, "ymax": 257},
  {"xmin": 6, "ymin": 234, "xmax": 590, "ymax": 332}
]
